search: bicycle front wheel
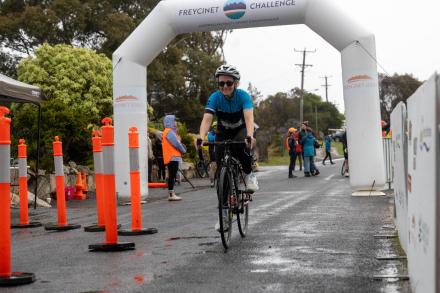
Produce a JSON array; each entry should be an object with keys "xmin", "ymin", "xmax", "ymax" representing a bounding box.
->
[
  {"xmin": 237, "ymin": 192, "xmax": 249, "ymax": 237},
  {"xmin": 218, "ymin": 166, "xmax": 233, "ymax": 250}
]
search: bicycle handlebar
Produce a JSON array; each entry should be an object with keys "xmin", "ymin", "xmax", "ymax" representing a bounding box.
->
[{"xmin": 202, "ymin": 140, "xmax": 247, "ymax": 147}]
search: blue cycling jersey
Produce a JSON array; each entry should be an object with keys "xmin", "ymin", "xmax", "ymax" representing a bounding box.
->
[
  {"xmin": 207, "ymin": 130, "xmax": 216, "ymax": 142},
  {"xmin": 205, "ymin": 89, "xmax": 253, "ymax": 136}
]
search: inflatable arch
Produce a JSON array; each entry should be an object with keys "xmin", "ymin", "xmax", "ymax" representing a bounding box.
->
[{"xmin": 113, "ymin": 0, "xmax": 386, "ymax": 200}]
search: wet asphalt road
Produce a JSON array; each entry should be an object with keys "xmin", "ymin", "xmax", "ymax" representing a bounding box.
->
[{"xmin": 4, "ymin": 161, "xmax": 410, "ymax": 293}]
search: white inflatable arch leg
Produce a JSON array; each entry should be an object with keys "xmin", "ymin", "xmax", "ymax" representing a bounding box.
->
[{"xmin": 113, "ymin": 0, "xmax": 386, "ymax": 201}]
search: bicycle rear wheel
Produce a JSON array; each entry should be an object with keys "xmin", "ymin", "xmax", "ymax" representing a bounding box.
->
[
  {"xmin": 196, "ymin": 160, "xmax": 208, "ymax": 178},
  {"xmin": 218, "ymin": 166, "xmax": 233, "ymax": 250},
  {"xmin": 340, "ymin": 160, "xmax": 345, "ymax": 176},
  {"xmin": 237, "ymin": 192, "xmax": 249, "ymax": 237}
]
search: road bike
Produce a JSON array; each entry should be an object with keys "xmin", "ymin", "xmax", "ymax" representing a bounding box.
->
[
  {"xmin": 195, "ymin": 148, "xmax": 210, "ymax": 178},
  {"xmin": 203, "ymin": 140, "xmax": 252, "ymax": 251}
]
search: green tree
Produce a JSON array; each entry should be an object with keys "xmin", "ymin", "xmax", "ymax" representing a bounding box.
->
[
  {"xmin": 379, "ymin": 73, "xmax": 422, "ymax": 122},
  {"xmin": 13, "ymin": 44, "xmax": 112, "ymax": 170},
  {"xmin": 0, "ymin": 1, "xmax": 227, "ymax": 133},
  {"xmin": 247, "ymin": 82, "xmax": 263, "ymax": 105}
]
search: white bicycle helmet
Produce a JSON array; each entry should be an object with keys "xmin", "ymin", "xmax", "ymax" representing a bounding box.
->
[{"xmin": 215, "ymin": 65, "xmax": 241, "ymax": 80}]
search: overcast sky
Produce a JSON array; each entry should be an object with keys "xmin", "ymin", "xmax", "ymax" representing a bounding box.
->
[{"xmin": 222, "ymin": 0, "xmax": 440, "ymax": 112}]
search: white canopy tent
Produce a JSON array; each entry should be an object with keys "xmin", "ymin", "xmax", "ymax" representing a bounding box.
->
[
  {"xmin": 113, "ymin": 0, "xmax": 386, "ymax": 199},
  {"xmin": 0, "ymin": 73, "xmax": 44, "ymax": 208}
]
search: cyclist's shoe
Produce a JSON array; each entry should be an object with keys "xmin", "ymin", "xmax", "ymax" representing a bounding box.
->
[
  {"xmin": 304, "ymin": 172, "xmax": 311, "ymax": 177},
  {"xmin": 210, "ymin": 179, "xmax": 215, "ymax": 188},
  {"xmin": 313, "ymin": 169, "xmax": 320, "ymax": 176},
  {"xmin": 237, "ymin": 176, "xmax": 245, "ymax": 191},
  {"xmin": 245, "ymin": 173, "xmax": 259, "ymax": 193},
  {"xmin": 215, "ymin": 220, "xmax": 229, "ymax": 232}
]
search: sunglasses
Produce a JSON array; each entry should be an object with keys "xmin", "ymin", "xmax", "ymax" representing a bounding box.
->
[{"xmin": 218, "ymin": 80, "xmax": 235, "ymax": 88}]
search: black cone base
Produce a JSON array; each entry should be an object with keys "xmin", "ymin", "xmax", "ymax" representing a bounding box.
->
[
  {"xmin": 0, "ymin": 272, "xmax": 35, "ymax": 287},
  {"xmin": 88, "ymin": 242, "xmax": 135, "ymax": 252},
  {"xmin": 11, "ymin": 222, "xmax": 43, "ymax": 229},
  {"xmin": 84, "ymin": 224, "xmax": 121, "ymax": 232},
  {"xmin": 118, "ymin": 227, "xmax": 158, "ymax": 236},
  {"xmin": 44, "ymin": 223, "xmax": 81, "ymax": 231}
]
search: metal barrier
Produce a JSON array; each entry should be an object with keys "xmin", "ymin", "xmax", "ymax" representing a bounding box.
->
[{"xmin": 382, "ymin": 137, "xmax": 393, "ymax": 190}]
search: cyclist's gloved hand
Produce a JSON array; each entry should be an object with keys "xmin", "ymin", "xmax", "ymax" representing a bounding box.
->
[
  {"xmin": 245, "ymin": 136, "xmax": 256, "ymax": 149},
  {"xmin": 196, "ymin": 138, "xmax": 203, "ymax": 148}
]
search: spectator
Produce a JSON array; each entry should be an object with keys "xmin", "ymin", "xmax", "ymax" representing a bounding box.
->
[
  {"xmin": 302, "ymin": 126, "xmax": 320, "ymax": 177},
  {"xmin": 152, "ymin": 132, "xmax": 166, "ymax": 181},
  {"xmin": 162, "ymin": 115, "xmax": 187, "ymax": 201},
  {"xmin": 147, "ymin": 133, "xmax": 155, "ymax": 182},
  {"xmin": 322, "ymin": 134, "xmax": 335, "ymax": 165},
  {"xmin": 286, "ymin": 128, "xmax": 297, "ymax": 178},
  {"xmin": 381, "ymin": 120, "xmax": 391, "ymax": 138},
  {"xmin": 294, "ymin": 128, "xmax": 303, "ymax": 171}
]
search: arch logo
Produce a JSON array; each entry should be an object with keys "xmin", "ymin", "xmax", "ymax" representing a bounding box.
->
[{"xmin": 224, "ymin": 0, "xmax": 246, "ymax": 20}]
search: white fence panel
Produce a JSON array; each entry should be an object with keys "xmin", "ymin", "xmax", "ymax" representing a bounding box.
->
[
  {"xmin": 391, "ymin": 102, "xmax": 408, "ymax": 253},
  {"xmin": 406, "ymin": 73, "xmax": 439, "ymax": 293}
]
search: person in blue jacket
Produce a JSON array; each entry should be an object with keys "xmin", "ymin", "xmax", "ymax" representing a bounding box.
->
[
  {"xmin": 322, "ymin": 134, "xmax": 335, "ymax": 165},
  {"xmin": 301, "ymin": 127, "xmax": 320, "ymax": 177}
]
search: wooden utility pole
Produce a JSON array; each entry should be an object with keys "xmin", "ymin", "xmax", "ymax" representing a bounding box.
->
[
  {"xmin": 320, "ymin": 76, "xmax": 332, "ymax": 103},
  {"xmin": 295, "ymin": 48, "xmax": 315, "ymax": 124}
]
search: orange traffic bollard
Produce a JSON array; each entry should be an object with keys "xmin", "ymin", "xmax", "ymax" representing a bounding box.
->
[
  {"xmin": 84, "ymin": 130, "xmax": 120, "ymax": 232},
  {"xmin": 148, "ymin": 182, "xmax": 167, "ymax": 188},
  {"xmin": 74, "ymin": 172, "xmax": 85, "ymax": 200},
  {"xmin": 82, "ymin": 172, "xmax": 88, "ymax": 193},
  {"xmin": 44, "ymin": 136, "xmax": 81, "ymax": 231},
  {"xmin": 11, "ymin": 139, "xmax": 42, "ymax": 229},
  {"xmin": 118, "ymin": 127, "xmax": 157, "ymax": 236},
  {"xmin": 88, "ymin": 118, "xmax": 135, "ymax": 252},
  {"xmin": 0, "ymin": 106, "xmax": 35, "ymax": 286}
]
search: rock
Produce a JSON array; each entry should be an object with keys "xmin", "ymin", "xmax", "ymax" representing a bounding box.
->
[
  {"xmin": 27, "ymin": 191, "xmax": 52, "ymax": 208},
  {"xmin": 10, "ymin": 192, "xmax": 19, "ymax": 207},
  {"xmin": 68, "ymin": 161, "xmax": 77, "ymax": 169}
]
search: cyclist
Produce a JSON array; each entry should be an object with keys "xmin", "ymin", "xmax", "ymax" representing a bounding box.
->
[
  {"xmin": 198, "ymin": 64, "xmax": 258, "ymax": 191},
  {"xmin": 198, "ymin": 65, "xmax": 258, "ymax": 229}
]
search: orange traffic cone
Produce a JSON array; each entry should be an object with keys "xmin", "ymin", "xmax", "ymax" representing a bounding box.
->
[
  {"xmin": 82, "ymin": 172, "xmax": 88, "ymax": 194},
  {"xmin": 75, "ymin": 172, "xmax": 85, "ymax": 200}
]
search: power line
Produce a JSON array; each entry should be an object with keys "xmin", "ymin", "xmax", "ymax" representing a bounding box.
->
[
  {"xmin": 295, "ymin": 48, "xmax": 316, "ymax": 124},
  {"xmin": 320, "ymin": 75, "xmax": 332, "ymax": 103},
  {"xmin": 354, "ymin": 40, "xmax": 390, "ymax": 76}
]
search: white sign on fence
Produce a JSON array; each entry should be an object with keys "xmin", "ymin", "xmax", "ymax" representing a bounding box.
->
[
  {"xmin": 406, "ymin": 73, "xmax": 439, "ymax": 293},
  {"xmin": 391, "ymin": 102, "xmax": 408, "ymax": 253}
]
